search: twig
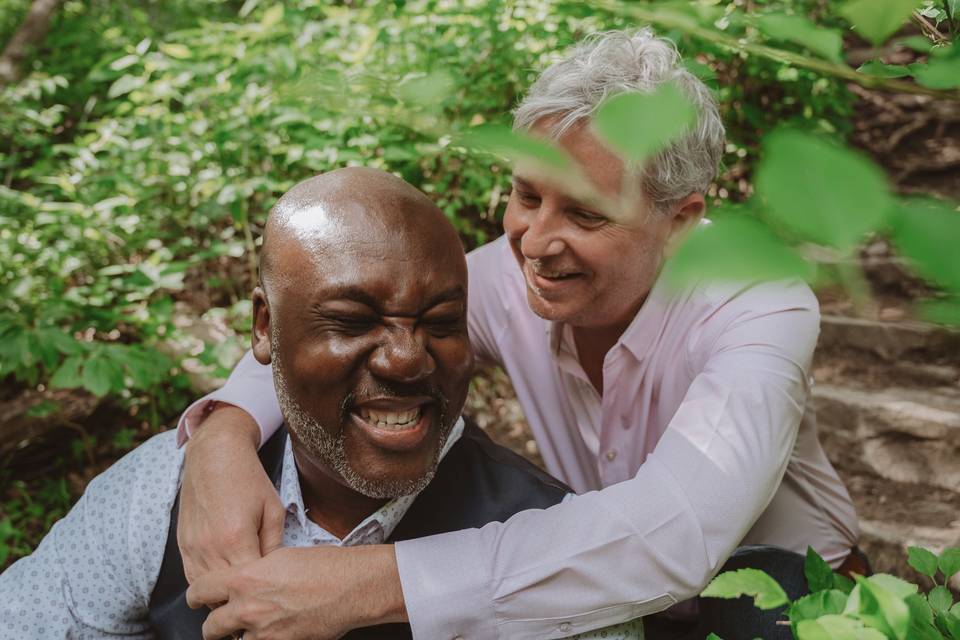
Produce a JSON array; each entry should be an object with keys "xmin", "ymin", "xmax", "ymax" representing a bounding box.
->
[
  {"xmin": 580, "ymin": 0, "xmax": 960, "ymax": 100},
  {"xmin": 912, "ymin": 10, "xmax": 949, "ymax": 43}
]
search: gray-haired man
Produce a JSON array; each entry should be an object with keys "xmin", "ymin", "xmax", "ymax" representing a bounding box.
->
[{"xmin": 166, "ymin": 28, "xmax": 860, "ymax": 640}]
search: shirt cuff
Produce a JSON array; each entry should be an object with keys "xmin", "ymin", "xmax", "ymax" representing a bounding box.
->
[
  {"xmin": 395, "ymin": 528, "xmax": 498, "ymax": 640},
  {"xmin": 174, "ymin": 387, "xmax": 282, "ymax": 449}
]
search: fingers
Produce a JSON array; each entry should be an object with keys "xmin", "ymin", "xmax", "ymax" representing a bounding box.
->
[
  {"xmin": 202, "ymin": 600, "xmax": 245, "ymax": 640},
  {"xmin": 186, "ymin": 568, "xmax": 231, "ymax": 610},
  {"xmin": 259, "ymin": 494, "xmax": 286, "ymax": 556}
]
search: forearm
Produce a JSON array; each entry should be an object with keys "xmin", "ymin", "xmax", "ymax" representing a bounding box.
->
[{"xmin": 176, "ymin": 349, "xmax": 283, "ymax": 448}]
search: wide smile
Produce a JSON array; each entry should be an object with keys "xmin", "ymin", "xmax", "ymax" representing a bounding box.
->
[
  {"xmin": 350, "ymin": 397, "xmax": 434, "ymax": 452},
  {"xmin": 524, "ymin": 261, "xmax": 585, "ymax": 295}
]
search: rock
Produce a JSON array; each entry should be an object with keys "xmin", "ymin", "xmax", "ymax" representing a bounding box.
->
[
  {"xmin": 813, "ymin": 384, "xmax": 960, "ymax": 493},
  {"xmin": 818, "ymin": 315, "xmax": 960, "ymax": 364}
]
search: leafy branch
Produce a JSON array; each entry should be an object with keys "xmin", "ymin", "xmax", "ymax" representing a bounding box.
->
[{"xmin": 584, "ymin": 0, "xmax": 960, "ymax": 100}]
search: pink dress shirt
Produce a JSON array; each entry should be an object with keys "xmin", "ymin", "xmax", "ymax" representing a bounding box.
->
[{"xmin": 178, "ymin": 235, "xmax": 859, "ymax": 640}]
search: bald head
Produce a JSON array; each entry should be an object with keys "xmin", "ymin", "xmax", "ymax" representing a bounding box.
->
[
  {"xmin": 250, "ymin": 167, "xmax": 474, "ymax": 501},
  {"xmin": 260, "ymin": 167, "xmax": 462, "ymax": 295}
]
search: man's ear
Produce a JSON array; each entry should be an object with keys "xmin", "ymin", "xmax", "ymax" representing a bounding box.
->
[
  {"xmin": 252, "ymin": 286, "xmax": 272, "ymax": 365},
  {"xmin": 664, "ymin": 192, "xmax": 706, "ymax": 256}
]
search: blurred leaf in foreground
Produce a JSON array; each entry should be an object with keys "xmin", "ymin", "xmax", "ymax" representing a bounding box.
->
[
  {"xmin": 592, "ymin": 83, "xmax": 696, "ymax": 165},
  {"xmin": 664, "ymin": 214, "xmax": 810, "ymax": 288},
  {"xmin": 890, "ymin": 199, "xmax": 960, "ymax": 292},
  {"xmin": 756, "ymin": 14, "xmax": 843, "ymax": 62},
  {"xmin": 796, "ymin": 614, "xmax": 887, "ymax": 640},
  {"xmin": 840, "ymin": 0, "xmax": 923, "ymax": 46},
  {"xmin": 755, "ymin": 130, "xmax": 893, "ymax": 251},
  {"xmin": 397, "ymin": 70, "xmax": 456, "ymax": 108}
]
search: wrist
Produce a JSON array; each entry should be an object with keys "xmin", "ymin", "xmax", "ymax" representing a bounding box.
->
[
  {"xmin": 190, "ymin": 403, "xmax": 262, "ymax": 449},
  {"xmin": 355, "ymin": 545, "xmax": 407, "ymax": 625}
]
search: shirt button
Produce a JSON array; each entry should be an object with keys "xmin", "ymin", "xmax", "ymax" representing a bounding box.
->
[
  {"xmin": 559, "ymin": 622, "xmax": 572, "ymax": 633},
  {"xmin": 605, "ymin": 450, "xmax": 617, "ymax": 461}
]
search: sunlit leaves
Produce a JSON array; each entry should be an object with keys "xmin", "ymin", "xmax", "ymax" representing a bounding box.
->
[
  {"xmin": 107, "ymin": 74, "xmax": 147, "ymax": 99},
  {"xmin": 260, "ymin": 4, "xmax": 284, "ymax": 29},
  {"xmin": 701, "ymin": 567, "xmax": 791, "ymax": 610},
  {"xmin": 159, "ymin": 43, "xmax": 192, "ymax": 59},
  {"xmin": 840, "ymin": 0, "xmax": 923, "ymax": 46},
  {"xmin": 593, "ymin": 83, "xmax": 696, "ymax": 165},
  {"xmin": 81, "ymin": 354, "xmax": 125, "ymax": 397},
  {"xmin": 852, "ymin": 575, "xmax": 911, "ymax": 640},
  {"xmin": 912, "ymin": 43, "xmax": 960, "ymax": 89},
  {"xmin": 755, "ymin": 130, "xmax": 894, "ymax": 250},
  {"xmin": 664, "ymin": 214, "xmax": 810, "ymax": 287},
  {"xmin": 756, "ymin": 14, "xmax": 843, "ymax": 62}
]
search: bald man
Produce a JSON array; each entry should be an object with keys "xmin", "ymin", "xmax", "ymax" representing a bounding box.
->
[{"xmin": 0, "ymin": 169, "xmax": 643, "ymax": 640}]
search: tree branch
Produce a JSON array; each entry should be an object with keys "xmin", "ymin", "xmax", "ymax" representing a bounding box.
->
[
  {"xmin": 0, "ymin": 0, "xmax": 63, "ymax": 87},
  {"xmin": 584, "ymin": 0, "xmax": 960, "ymax": 101}
]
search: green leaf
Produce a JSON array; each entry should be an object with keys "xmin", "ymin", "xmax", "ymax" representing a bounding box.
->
[
  {"xmin": 854, "ymin": 575, "xmax": 911, "ymax": 640},
  {"xmin": 857, "ymin": 60, "xmax": 911, "ymax": 78},
  {"xmin": 929, "ymin": 586, "xmax": 954, "ymax": 613},
  {"xmin": 788, "ymin": 589, "xmax": 848, "ymax": 633},
  {"xmin": 158, "ymin": 43, "xmax": 191, "ymax": 59},
  {"xmin": 107, "ymin": 74, "xmax": 146, "ymax": 99},
  {"xmin": 938, "ymin": 610, "xmax": 960, "ymax": 640},
  {"xmin": 891, "ymin": 200, "xmax": 960, "ymax": 292},
  {"xmin": 834, "ymin": 573, "xmax": 856, "ymax": 594},
  {"xmin": 663, "ymin": 214, "xmax": 811, "ymax": 287},
  {"xmin": 867, "ymin": 573, "xmax": 917, "ymax": 599},
  {"xmin": 841, "ymin": 0, "xmax": 923, "ymax": 46},
  {"xmin": 797, "ymin": 615, "xmax": 887, "ymax": 640},
  {"xmin": 897, "ymin": 35, "xmax": 935, "ymax": 53},
  {"xmin": 49, "ymin": 355, "xmax": 84, "ymax": 389},
  {"xmin": 109, "ymin": 54, "xmax": 140, "ymax": 71},
  {"xmin": 460, "ymin": 124, "xmax": 571, "ymax": 171},
  {"xmin": 26, "ymin": 399, "xmax": 59, "ymax": 418},
  {"xmin": 755, "ymin": 130, "xmax": 893, "ymax": 250},
  {"xmin": 398, "ymin": 71, "xmax": 456, "ymax": 107},
  {"xmin": 81, "ymin": 355, "xmax": 124, "ymax": 397},
  {"xmin": 701, "ymin": 568, "xmax": 790, "ymax": 610},
  {"xmin": 593, "ymin": 83, "xmax": 696, "ymax": 164},
  {"xmin": 913, "ymin": 56, "xmax": 960, "ymax": 89},
  {"xmin": 260, "ymin": 4, "xmax": 284, "ymax": 29},
  {"xmin": 940, "ymin": 548, "xmax": 960, "ymax": 581},
  {"xmin": 805, "ymin": 546, "xmax": 836, "ymax": 592},
  {"xmin": 906, "ymin": 593, "xmax": 944, "ymax": 640},
  {"xmin": 756, "ymin": 14, "xmax": 843, "ymax": 62},
  {"xmin": 705, "ymin": 634, "xmax": 724, "ymax": 640},
  {"xmin": 907, "ymin": 547, "xmax": 937, "ymax": 578}
]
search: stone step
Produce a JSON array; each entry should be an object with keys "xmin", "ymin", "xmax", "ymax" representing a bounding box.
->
[
  {"xmin": 812, "ymin": 383, "xmax": 960, "ymax": 494},
  {"xmin": 818, "ymin": 315, "xmax": 960, "ymax": 364},
  {"xmin": 859, "ymin": 519, "xmax": 960, "ymax": 590}
]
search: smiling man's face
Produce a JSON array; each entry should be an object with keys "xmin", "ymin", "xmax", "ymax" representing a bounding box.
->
[
  {"xmin": 503, "ymin": 118, "xmax": 702, "ymax": 334},
  {"xmin": 253, "ymin": 169, "xmax": 473, "ymax": 499}
]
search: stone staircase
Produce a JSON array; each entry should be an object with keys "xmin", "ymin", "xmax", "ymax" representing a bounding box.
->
[{"xmin": 813, "ymin": 315, "xmax": 960, "ymax": 587}]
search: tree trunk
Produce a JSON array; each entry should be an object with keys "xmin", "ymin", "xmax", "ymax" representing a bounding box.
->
[{"xmin": 0, "ymin": 0, "xmax": 63, "ymax": 87}]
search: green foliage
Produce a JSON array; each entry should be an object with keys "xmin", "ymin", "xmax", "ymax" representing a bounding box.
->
[
  {"xmin": 703, "ymin": 547, "xmax": 960, "ymax": 639},
  {"xmin": 593, "ymin": 84, "xmax": 696, "ymax": 164},
  {"xmin": 700, "ymin": 567, "xmax": 790, "ymax": 609},
  {"xmin": 840, "ymin": 0, "xmax": 924, "ymax": 46}
]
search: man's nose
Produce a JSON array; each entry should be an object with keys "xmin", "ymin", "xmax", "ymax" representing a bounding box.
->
[
  {"xmin": 518, "ymin": 206, "xmax": 566, "ymax": 260},
  {"xmin": 367, "ymin": 326, "xmax": 436, "ymax": 383}
]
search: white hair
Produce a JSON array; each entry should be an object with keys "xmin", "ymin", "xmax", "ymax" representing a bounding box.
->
[{"xmin": 513, "ymin": 28, "xmax": 725, "ymax": 213}]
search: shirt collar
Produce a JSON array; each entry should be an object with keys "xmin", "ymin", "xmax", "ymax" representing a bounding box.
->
[{"xmin": 279, "ymin": 417, "xmax": 465, "ymax": 540}]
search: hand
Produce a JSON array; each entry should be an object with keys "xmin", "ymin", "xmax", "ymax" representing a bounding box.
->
[
  {"xmin": 178, "ymin": 404, "xmax": 287, "ymax": 585},
  {"xmin": 186, "ymin": 545, "xmax": 407, "ymax": 640}
]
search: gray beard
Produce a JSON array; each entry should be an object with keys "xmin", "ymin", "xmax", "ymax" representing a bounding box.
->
[{"xmin": 271, "ymin": 342, "xmax": 452, "ymax": 499}]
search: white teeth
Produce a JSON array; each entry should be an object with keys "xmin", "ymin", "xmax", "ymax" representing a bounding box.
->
[{"xmin": 358, "ymin": 407, "xmax": 421, "ymax": 429}]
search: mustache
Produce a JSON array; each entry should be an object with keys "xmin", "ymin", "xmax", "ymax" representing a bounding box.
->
[
  {"xmin": 339, "ymin": 380, "xmax": 448, "ymax": 422},
  {"xmin": 527, "ymin": 257, "xmax": 582, "ymax": 273}
]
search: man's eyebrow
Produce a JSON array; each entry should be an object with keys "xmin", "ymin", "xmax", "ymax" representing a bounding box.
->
[
  {"xmin": 314, "ymin": 285, "xmax": 466, "ymax": 313},
  {"xmin": 511, "ymin": 176, "xmax": 534, "ymax": 190}
]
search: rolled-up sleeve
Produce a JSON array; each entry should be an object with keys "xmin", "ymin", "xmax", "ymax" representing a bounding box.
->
[
  {"xmin": 175, "ymin": 349, "xmax": 283, "ymax": 447},
  {"xmin": 396, "ymin": 288, "xmax": 818, "ymax": 639}
]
